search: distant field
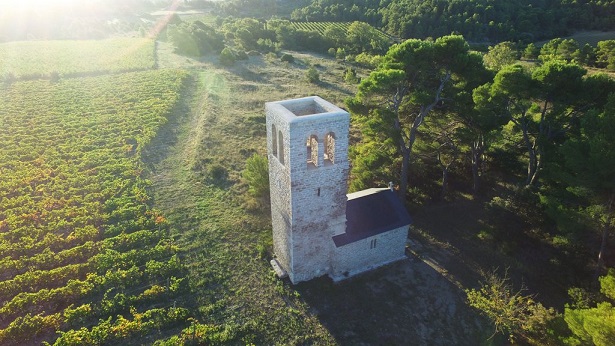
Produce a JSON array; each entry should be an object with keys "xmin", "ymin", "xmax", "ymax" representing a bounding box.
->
[
  {"xmin": 0, "ymin": 70, "xmax": 189, "ymax": 344},
  {"xmin": 0, "ymin": 38, "xmax": 156, "ymax": 79},
  {"xmin": 537, "ymin": 30, "xmax": 615, "ymax": 46},
  {"xmin": 285, "ymin": 21, "xmax": 396, "ymax": 42}
]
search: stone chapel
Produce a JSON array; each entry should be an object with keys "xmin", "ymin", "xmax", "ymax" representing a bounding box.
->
[{"xmin": 266, "ymin": 96, "xmax": 412, "ymax": 284}]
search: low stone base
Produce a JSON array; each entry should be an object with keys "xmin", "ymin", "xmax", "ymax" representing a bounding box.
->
[{"xmin": 270, "ymin": 258, "xmax": 288, "ymax": 279}]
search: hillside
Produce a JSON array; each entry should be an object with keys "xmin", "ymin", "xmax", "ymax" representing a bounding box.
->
[{"xmin": 291, "ymin": 0, "xmax": 615, "ymax": 42}]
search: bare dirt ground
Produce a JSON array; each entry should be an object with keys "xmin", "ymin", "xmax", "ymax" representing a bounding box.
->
[{"xmin": 297, "ymin": 254, "xmax": 490, "ymax": 345}]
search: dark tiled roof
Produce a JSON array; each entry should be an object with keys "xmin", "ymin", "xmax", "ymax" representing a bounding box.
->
[{"xmin": 332, "ymin": 189, "xmax": 412, "ymax": 247}]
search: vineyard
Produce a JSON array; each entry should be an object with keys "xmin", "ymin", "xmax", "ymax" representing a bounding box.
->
[
  {"xmin": 0, "ymin": 38, "xmax": 156, "ymax": 80},
  {"xmin": 0, "ymin": 70, "xmax": 191, "ymax": 345},
  {"xmin": 285, "ymin": 21, "xmax": 395, "ymax": 42}
]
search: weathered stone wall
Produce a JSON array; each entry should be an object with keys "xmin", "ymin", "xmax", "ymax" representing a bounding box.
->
[
  {"xmin": 266, "ymin": 97, "xmax": 350, "ymax": 284},
  {"xmin": 267, "ymin": 113, "xmax": 292, "ymax": 279},
  {"xmin": 330, "ymin": 225, "xmax": 408, "ymax": 282}
]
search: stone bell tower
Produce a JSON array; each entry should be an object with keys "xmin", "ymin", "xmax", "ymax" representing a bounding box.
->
[{"xmin": 266, "ymin": 96, "xmax": 350, "ymax": 284}]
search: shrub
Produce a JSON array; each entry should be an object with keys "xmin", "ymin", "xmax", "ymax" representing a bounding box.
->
[
  {"xmin": 280, "ymin": 53, "xmax": 294, "ymax": 63},
  {"xmin": 335, "ymin": 47, "xmax": 346, "ymax": 60},
  {"xmin": 344, "ymin": 68, "xmax": 359, "ymax": 84},
  {"xmin": 466, "ymin": 270, "xmax": 557, "ymax": 343},
  {"xmin": 242, "ymin": 154, "xmax": 269, "ymax": 198},
  {"xmin": 355, "ymin": 52, "xmax": 382, "ymax": 68},
  {"xmin": 305, "ymin": 67, "xmax": 320, "ymax": 83},
  {"xmin": 219, "ymin": 47, "xmax": 236, "ymax": 66},
  {"xmin": 207, "ymin": 163, "xmax": 228, "ymax": 182},
  {"xmin": 265, "ymin": 52, "xmax": 277, "ymax": 61}
]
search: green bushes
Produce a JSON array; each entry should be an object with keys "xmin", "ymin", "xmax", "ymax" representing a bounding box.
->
[
  {"xmin": 466, "ymin": 270, "xmax": 558, "ymax": 344},
  {"xmin": 242, "ymin": 154, "xmax": 269, "ymax": 199},
  {"xmin": 305, "ymin": 66, "xmax": 320, "ymax": 83},
  {"xmin": 280, "ymin": 53, "xmax": 294, "ymax": 63},
  {"xmin": 219, "ymin": 47, "xmax": 236, "ymax": 66},
  {"xmin": 167, "ymin": 21, "xmax": 224, "ymax": 57}
]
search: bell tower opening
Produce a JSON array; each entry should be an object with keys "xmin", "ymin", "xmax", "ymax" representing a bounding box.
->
[
  {"xmin": 307, "ymin": 135, "xmax": 318, "ymax": 167},
  {"xmin": 324, "ymin": 132, "xmax": 335, "ymax": 165}
]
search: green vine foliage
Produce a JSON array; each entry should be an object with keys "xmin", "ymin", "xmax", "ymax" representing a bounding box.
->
[{"xmin": 0, "ymin": 70, "xmax": 191, "ymax": 344}]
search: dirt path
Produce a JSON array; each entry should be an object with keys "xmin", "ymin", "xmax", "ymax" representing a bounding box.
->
[{"xmin": 148, "ymin": 42, "xmax": 491, "ymax": 344}]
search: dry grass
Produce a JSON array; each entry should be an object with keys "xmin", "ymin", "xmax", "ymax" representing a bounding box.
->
[{"xmin": 148, "ymin": 43, "xmax": 492, "ymax": 344}]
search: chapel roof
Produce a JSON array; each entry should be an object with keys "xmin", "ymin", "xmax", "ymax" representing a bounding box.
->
[{"xmin": 332, "ymin": 188, "xmax": 412, "ymax": 247}]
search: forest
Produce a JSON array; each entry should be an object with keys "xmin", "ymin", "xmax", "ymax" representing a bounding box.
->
[
  {"xmin": 1, "ymin": 0, "xmax": 615, "ymax": 344},
  {"xmin": 291, "ymin": 0, "xmax": 615, "ymax": 42}
]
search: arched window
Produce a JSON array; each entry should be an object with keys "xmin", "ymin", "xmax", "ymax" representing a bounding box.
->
[
  {"xmin": 278, "ymin": 130, "xmax": 284, "ymax": 164},
  {"xmin": 306, "ymin": 135, "xmax": 318, "ymax": 167},
  {"xmin": 272, "ymin": 124, "xmax": 277, "ymax": 158},
  {"xmin": 324, "ymin": 132, "xmax": 335, "ymax": 164}
]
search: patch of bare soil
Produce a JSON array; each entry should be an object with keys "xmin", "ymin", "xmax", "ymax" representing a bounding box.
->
[{"xmin": 297, "ymin": 256, "xmax": 490, "ymax": 345}]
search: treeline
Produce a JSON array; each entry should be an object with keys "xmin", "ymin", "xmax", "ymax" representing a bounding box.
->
[
  {"xmin": 481, "ymin": 38, "xmax": 615, "ymax": 72},
  {"xmin": 164, "ymin": 16, "xmax": 391, "ymax": 63},
  {"xmin": 291, "ymin": 0, "xmax": 615, "ymax": 42}
]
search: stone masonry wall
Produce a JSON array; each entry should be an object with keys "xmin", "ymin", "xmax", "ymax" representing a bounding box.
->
[
  {"xmin": 330, "ymin": 225, "xmax": 408, "ymax": 282},
  {"xmin": 266, "ymin": 97, "xmax": 349, "ymax": 284},
  {"xmin": 267, "ymin": 97, "xmax": 408, "ymax": 284}
]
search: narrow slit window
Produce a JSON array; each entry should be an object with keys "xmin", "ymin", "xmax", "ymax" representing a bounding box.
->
[
  {"xmin": 272, "ymin": 124, "xmax": 277, "ymax": 158},
  {"xmin": 278, "ymin": 131, "xmax": 284, "ymax": 164},
  {"xmin": 324, "ymin": 132, "xmax": 335, "ymax": 164}
]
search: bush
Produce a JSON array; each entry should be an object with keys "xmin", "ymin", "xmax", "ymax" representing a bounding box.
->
[
  {"xmin": 344, "ymin": 68, "xmax": 359, "ymax": 84},
  {"xmin": 242, "ymin": 154, "xmax": 269, "ymax": 198},
  {"xmin": 335, "ymin": 47, "xmax": 346, "ymax": 60},
  {"xmin": 280, "ymin": 53, "xmax": 294, "ymax": 63},
  {"xmin": 207, "ymin": 163, "xmax": 228, "ymax": 182},
  {"xmin": 305, "ymin": 67, "xmax": 320, "ymax": 83},
  {"xmin": 219, "ymin": 47, "xmax": 236, "ymax": 66},
  {"xmin": 466, "ymin": 270, "xmax": 558, "ymax": 343},
  {"xmin": 355, "ymin": 52, "xmax": 382, "ymax": 68}
]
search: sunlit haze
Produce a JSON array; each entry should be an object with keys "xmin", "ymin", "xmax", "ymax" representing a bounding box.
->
[{"xmin": 1, "ymin": 0, "xmax": 81, "ymax": 9}]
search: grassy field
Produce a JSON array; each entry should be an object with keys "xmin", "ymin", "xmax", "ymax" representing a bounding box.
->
[
  {"xmin": 0, "ymin": 38, "xmax": 156, "ymax": 79},
  {"xmin": 149, "ymin": 43, "xmax": 352, "ymax": 344},
  {"xmin": 147, "ymin": 42, "xmax": 489, "ymax": 344}
]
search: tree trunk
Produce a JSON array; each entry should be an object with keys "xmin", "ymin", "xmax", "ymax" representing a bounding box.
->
[
  {"xmin": 396, "ymin": 71, "xmax": 450, "ymax": 202},
  {"xmin": 528, "ymin": 145, "xmax": 541, "ymax": 186},
  {"xmin": 471, "ymin": 137, "xmax": 484, "ymax": 196},
  {"xmin": 441, "ymin": 165, "xmax": 449, "ymax": 199},
  {"xmin": 520, "ymin": 121, "xmax": 537, "ymax": 186},
  {"xmin": 398, "ymin": 143, "xmax": 410, "ymax": 202}
]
